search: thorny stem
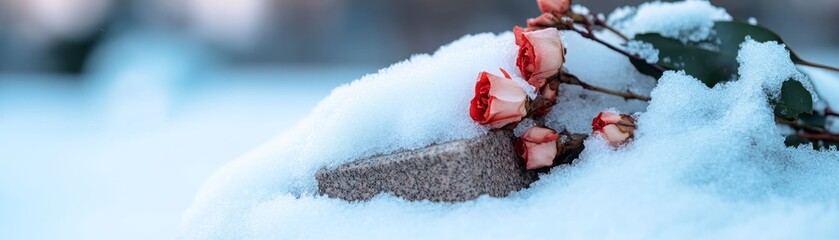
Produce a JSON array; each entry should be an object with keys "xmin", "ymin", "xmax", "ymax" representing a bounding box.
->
[{"xmin": 556, "ymin": 73, "xmax": 652, "ymax": 101}]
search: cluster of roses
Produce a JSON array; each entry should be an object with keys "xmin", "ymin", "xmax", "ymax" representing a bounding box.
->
[{"xmin": 469, "ymin": 0, "xmax": 636, "ymax": 170}]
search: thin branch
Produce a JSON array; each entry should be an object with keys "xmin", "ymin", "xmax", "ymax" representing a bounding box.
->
[
  {"xmin": 568, "ymin": 26, "xmax": 668, "ymax": 73},
  {"xmin": 797, "ymin": 133, "xmax": 839, "ymax": 142},
  {"xmin": 775, "ymin": 117, "xmax": 826, "ymax": 133},
  {"xmin": 795, "ymin": 59, "xmax": 839, "ymax": 73},
  {"xmin": 557, "ymin": 73, "xmax": 651, "ymax": 101},
  {"xmin": 594, "ymin": 18, "xmax": 629, "ymax": 42},
  {"xmin": 825, "ymin": 108, "xmax": 839, "ymax": 118}
]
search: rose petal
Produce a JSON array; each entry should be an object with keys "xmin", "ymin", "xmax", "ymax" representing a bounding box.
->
[
  {"xmin": 537, "ymin": 0, "xmax": 571, "ymax": 15},
  {"xmin": 521, "ymin": 127, "xmax": 560, "ymax": 143},
  {"xmin": 479, "ymin": 73, "xmax": 527, "ymax": 128},
  {"xmin": 600, "ymin": 124, "xmax": 630, "ymax": 146},
  {"xmin": 488, "ymin": 74, "xmax": 528, "ymax": 104},
  {"xmin": 592, "ymin": 111, "xmax": 622, "ymax": 131},
  {"xmin": 524, "ymin": 28, "xmax": 564, "ymax": 81},
  {"xmin": 469, "ymin": 72, "xmax": 493, "ymax": 122},
  {"xmin": 524, "ymin": 140, "xmax": 557, "ymax": 170}
]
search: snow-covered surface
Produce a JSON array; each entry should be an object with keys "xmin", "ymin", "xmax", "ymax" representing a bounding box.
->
[
  {"xmin": 607, "ymin": 0, "xmax": 732, "ymax": 43},
  {"xmin": 180, "ymin": 0, "xmax": 839, "ymax": 238},
  {"xmin": 181, "ymin": 15, "xmax": 839, "ymax": 240},
  {"xmin": 4, "ymin": 1, "xmax": 838, "ymax": 239}
]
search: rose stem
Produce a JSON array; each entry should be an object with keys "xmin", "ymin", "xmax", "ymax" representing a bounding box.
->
[
  {"xmin": 795, "ymin": 59, "xmax": 839, "ymax": 73},
  {"xmin": 557, "ymin": 73, "xmax": 652, "ymax": 101},
  {"xmin": 775, "ymin": 117, "xmax": 826, "ymax": 133},
  {"xmin": 568, "ymin": 26, "xmax": 668, "ymax": 73},
  {"xmin": 594, "ymin": 18, "xmax": 629, "ymax": 42},
  {"xmin": 796, "ymin": 133, "xmax": 839, "ymax": 142}
]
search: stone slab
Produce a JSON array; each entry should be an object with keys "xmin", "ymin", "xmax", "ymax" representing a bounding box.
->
[{"xmin": 316, "ymin": 130, "xmax": 538, "ymax": 202}]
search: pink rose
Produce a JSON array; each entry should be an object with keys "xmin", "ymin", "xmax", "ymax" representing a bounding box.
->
[
  {"xmin": 591, "ymin": 111, "xmax": 636, "ymax": 147},
  {"xmin": 469, "ymin": 69, "xmax": 528, "ymax": 128},
  {"xmin": 515, "ymin": 126, "xmax": 560, "ymax": 170},
  {"xmin": 537, "ymin": 0, "xmax": 571, "ymax": 15},
  {"xmin": 514, "ymin": 26, "xmax": 565, "ymax": 90}
]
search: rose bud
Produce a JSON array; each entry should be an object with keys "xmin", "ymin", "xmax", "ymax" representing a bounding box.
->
[
  {"xmin": 537, "ymin": 0, "xmax": 571, "ymax": 15},
  {"xmin": 515, "ymin": 126, "xmax": 560, "ymax": 170},
  {"xmin": 514, "ymin": 26, "xmax": 565, "ymax": 90},
  {"xmin": 591, "ymin": 111, "xmax": 636, "ymax": 147},
  {"xmin": 469, "ymin": 69, "xmax": 528, "ymax": 128},
  {"xmin": 526, "ymin": 13, "xmax": 559, "ymax": 30}
]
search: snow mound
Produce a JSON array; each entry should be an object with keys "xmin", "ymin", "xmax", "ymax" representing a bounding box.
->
[
  {"xmin": 180, "ymin": 32, "xmax": 530, "ymax": 239},
  {"xmin": 182, "ymin": 33, "xmax": 839, "ymax": 238},
  {"xmin": 607, "ymin": 0, "xmax": 732, "ymax": 43}
]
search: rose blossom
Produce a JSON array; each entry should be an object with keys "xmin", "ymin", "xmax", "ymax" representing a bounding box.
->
[
  {"xmin": 537, "ymin": 0, "xmax": 571, "ymax": 15},
  {"xmin": 469, "ymin": 69, "xmax": 528, "ymax": 128},
  {"xmin": 515, "ymin": 126, "xmax": 560, "ymax": 170},
  {"xmin": 591, "ymin": 111, "xmax": 636, "ymax": 147},
  {"xmin": 514, "ymin": 26, "xmax": 565, "ymax": 90}
]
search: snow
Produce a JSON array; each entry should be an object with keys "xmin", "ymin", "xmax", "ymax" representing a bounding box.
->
[
  {"xmin": 607, "ymin": 0, "xmax": 732, "ymax": 43},
  {"xmin": 513, "ymin": 118, "xmax": 538, "ymax": 137},
  {"xmin": 571, "ymin": 4, "xmax": 590, "ymax": 15},
  {"xmin": 625, "ymin": 40, "xmax": 660, "ymax": 64},
  {"xmin": 180, "ymin": 2, "xmax": 839, "ymax": 239},
  {"xmin": 181, "ymin": 30, "xmax": 839, "ymax": 240}
]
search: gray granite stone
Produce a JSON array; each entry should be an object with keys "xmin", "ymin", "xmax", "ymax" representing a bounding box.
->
[{"xmin": 316, "ymin": 130, "xmax": 538, "ymax": 202}]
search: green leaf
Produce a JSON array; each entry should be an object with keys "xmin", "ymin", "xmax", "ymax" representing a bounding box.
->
[
  {"xmin": 629, "ymin": 22, "xmax": 815, "ymax": 122},
  {"xmin": 712, "ymin": 21, "xmax": 803, "ymax": 63},
  {"xmin": 631, "ymin": 33, "xmax": 738, "ymax": 87},
  {"xmin": 630, "ymin": 21, "xmax": 811, "ymax": 86},
  {"xmin": 629, "ymin": 58, "xmax": 663, "ymax": 80},
  {"xmin": 774, "ymin": 80, "xmax": 813, "ymax": 119}
]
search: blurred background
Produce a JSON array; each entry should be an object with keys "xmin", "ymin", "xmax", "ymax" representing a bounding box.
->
[{"xmin": 0, "ymin": 0, "xmax": 837, "ymax": 239}]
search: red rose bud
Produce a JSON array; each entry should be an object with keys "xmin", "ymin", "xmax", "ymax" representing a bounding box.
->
[
  {"xmin": 469, "ymin": 69, "xmax": 528, "ymax": 128},
  {"xmin": 514, "ymin": 26, "xmax": 565, "ymax": 91},
  {"xmin": 537, "ymin": 0, "xmax": 571, "ymax": 15},
  {"xmin": 515, "ymin": 126, "xmax": 560, "ymax": 170},
  {"xmin": 591, "ymin": 111, "xmax": 636, "ymax": 147}
]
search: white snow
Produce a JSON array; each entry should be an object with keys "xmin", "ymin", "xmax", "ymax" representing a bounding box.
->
[
  {"xmin": 181, "ymin": 2, "xmax": 839, "ymax": 239},
  {"xmin": 607, "ymin": 0, "xmax": 732, "ymax": 43},
  {"xmin": 625, "ymin": 40, "xmax": 660, "ymax": 64},
  {"xmin": 571, "ymin": 4, "xmax": 591, "ymax": 15},
  {"xmin": 181, "ymin": 29, "xmax": 839, "ymax": 240}
]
